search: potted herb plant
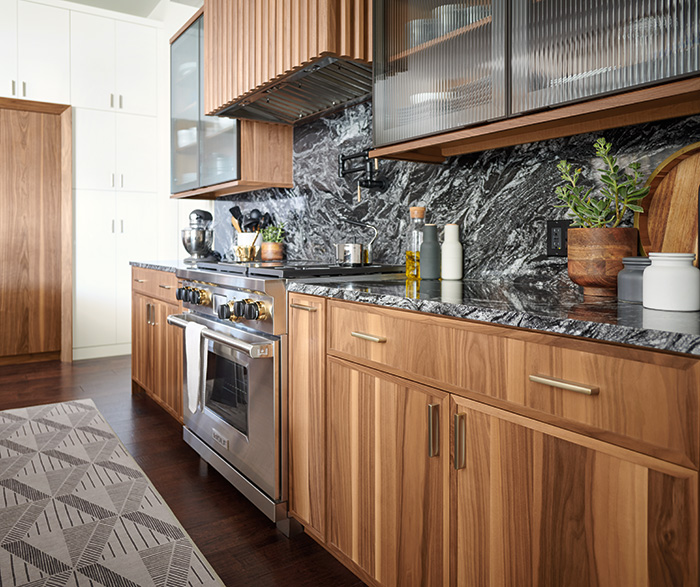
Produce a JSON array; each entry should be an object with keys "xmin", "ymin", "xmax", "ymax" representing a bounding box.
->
[
  {"xmin": 260, "ymin": 223, "xmax": 286, "ymax": 261},
  {"xmin": 554, "ymin": 137, "xmax": 649, "ymax": 297}
]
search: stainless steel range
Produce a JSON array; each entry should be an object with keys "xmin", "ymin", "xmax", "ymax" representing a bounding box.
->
[{"xmin": 167, "ymin": 260, "xmax": 400, "ymax": 535}]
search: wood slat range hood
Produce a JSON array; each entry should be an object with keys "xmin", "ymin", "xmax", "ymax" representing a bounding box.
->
[{"xmin": 204, "ymin": 0, "xmax": 372, "ymax": 125}]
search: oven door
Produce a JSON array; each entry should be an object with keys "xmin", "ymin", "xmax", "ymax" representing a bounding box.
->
[{"xmin": 168, "ymin": 313, "xmax": 280, "ymax": 500}]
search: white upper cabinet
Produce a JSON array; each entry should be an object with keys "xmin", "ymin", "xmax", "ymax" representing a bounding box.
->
[
  {"xmin": 74, "ymin": 108, "xmax": 157, "ymax": 192},
  {"xmin": 0, "ymin": 0, "xmax": 18, "ymax": 99},
  {"xmin": 71, "ymin": 12, "xmax": 157, "ymax": 115},
  {"xmin": 0, "ymin": 1, "xmax": 70, "ymax": 103}
]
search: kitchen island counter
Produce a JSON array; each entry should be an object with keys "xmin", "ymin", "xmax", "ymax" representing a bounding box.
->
[{"xmin": 288, "ymin": 274, "xmax": 700, "ymax": 357}]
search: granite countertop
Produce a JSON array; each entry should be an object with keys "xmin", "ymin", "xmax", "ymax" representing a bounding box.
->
[
  {"xmin": 287, "ymin": 274, "xmax": 700, "ymax": 357},
  {"xmin": 130, "ymin": 260, "xmax": 188, "ymax": 273}
]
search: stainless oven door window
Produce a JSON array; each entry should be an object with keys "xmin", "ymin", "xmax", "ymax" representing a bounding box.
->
[{"xmin": 188, "ymin": 336, "xmax": 279, "ymax": 499}]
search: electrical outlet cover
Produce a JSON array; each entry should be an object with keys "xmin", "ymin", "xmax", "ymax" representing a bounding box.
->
[{"xmin": 546, "ymin": 219, "xmax": 572, "ymax": 257}]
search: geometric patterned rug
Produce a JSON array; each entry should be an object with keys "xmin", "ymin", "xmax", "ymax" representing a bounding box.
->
[{"xmin": 0, "ymin": 399, "xmax": 224, "ymax": 586}]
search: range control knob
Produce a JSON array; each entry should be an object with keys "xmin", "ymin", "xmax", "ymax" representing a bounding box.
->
[
  {"xmin": 190, "ymin": 289, "xmax": 201, "ymax": 305},
  {"xmin": 233, "ymin": 300, "xmax": 247, "ymax": 318},
  {"xmin": 243, "ymin": 300, "xmax": 268, "ymax": 321},
  {"xmin": 217, "ymin": 303, "xmax": 232, "ymax": 320},
  {"xmin": 175, "ymin": 287, "xmax": 186, "ymax": 301}
]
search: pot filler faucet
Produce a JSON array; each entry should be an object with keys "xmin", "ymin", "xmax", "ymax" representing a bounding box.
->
[{"xmin": 338, "ymin": 148, "xmax": 387, "ymax": 202}]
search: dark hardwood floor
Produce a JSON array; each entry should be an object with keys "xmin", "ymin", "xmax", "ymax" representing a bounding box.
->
[{"xmin": 0, "ymin": 356, "xmax": 364, "ymax": 587}]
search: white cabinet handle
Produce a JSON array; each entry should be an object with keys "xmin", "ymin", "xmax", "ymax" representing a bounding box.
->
[
  {"xmin": 120, "ymin": 174, "xmax": 124, "ymax": 188},
  {"xmin": 111, "ymin": 173, "xmax": 115, "ymax": 187},
  {"xmin": 529, "ymin": 374, "xmax": 599, "ymax": 396},
  {"xmin": 119, "ymin": 94, "xmax": 123, "ymax": 109},
  {"xmin": 111, "ymin": 219, "xmax": 115, "ymax": 233},
  {"xmin": 11, "ymin": 80, "xmax": 15, "ymax": 96},
  {"xmin": 120, "ymin": 220, "xmax": 124, "ymax": 233},
  {"xmin": 22, "ymin": 81, "xmax": 26, "ymax": 97},
  {"xmin": 110, "ymin": 93, "xmax": 114, "ymax": 108}
]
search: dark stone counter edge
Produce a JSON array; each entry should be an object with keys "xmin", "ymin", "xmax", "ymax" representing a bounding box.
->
[
  {"xmin": 286, "ymin": 281, "xmax": 700, "ymax": 358},
  {"xmin": 130, "ymin": 261, "xmax": 180, "ymax": 273}
]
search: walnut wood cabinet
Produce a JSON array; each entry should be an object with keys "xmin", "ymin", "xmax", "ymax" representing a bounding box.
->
[
  {"xmin": 288, "ymin": 293, "xmax": 327, "ymax": 540},
  {"xmin": 131, "ymin": 267, "xmax": 183, "ymax": 422},
  {"xmin": 287, "ymin": 294, "xmax": 700, "ymax": 586}
]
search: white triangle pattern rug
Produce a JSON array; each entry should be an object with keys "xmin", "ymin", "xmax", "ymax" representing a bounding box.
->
[{"xmin": 0, "ymin": 399, "xmax": 224, "ymax": 586}]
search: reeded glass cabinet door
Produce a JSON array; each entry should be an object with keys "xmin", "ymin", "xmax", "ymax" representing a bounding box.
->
[
  {"xmin": 373, "ymin": 0, "xmax": 507, "ymax": 148},
  {"xmin": 512, "ymin": 0, "xmax": 700, "ymax": 114},
  {"xmin": 171, "ymin": 18, "xmax": 200, "ymax": 193}
]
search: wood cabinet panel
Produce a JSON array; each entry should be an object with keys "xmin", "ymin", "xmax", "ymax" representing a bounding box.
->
[
  {"xmin": 288, "ymin": 294, "xmax": 326, "ymax": 538},
  {"xmin": 451, "ymin": 394, "xmax": 699, "ymax": 587},
  {"xmin": 327, "ymin": 357, "xmax": 449, "ymax": 586},
  {"xmin": 154, "ymin": 301, "xmax": 183, "ymax": 421},
  {"xmin": 132, "ymin": 267, "xmax": 179, "ymax": 304},
  {"xmin": 203, "ymin": 0, "xmax": 371, "ymax": 115},
  {"xmin": 0, "ymin": 107, "xmax": 62, "ymax": 358},
  {"xmin": 132, "ymin": 293, "xmax": 153, "ymax": 391}
]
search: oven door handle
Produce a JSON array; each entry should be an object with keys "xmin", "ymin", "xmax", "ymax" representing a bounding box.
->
[{"xmin": 167, "ymin": 314, "xmax": 274, "ymax": 359}]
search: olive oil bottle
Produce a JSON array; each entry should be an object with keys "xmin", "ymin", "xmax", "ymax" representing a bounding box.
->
[{"xmin": 405, "ymin": 206, "xmax": 425, "ymax": 279}]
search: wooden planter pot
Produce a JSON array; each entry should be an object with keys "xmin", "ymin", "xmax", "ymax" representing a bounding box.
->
[
  {"xmin": 261, "ymin": 242, "xmax": 284, "ymax": 261},
  {"xmin": 568, "ymin": 227, "xmax": 639, "ymax": 297}
]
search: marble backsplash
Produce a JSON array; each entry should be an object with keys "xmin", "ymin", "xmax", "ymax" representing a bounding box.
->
[{"xmin": 213, "ymin": 101, "xmax": 700, "ymax": 285}]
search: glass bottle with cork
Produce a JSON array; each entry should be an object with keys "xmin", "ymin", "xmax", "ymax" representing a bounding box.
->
[{"xmin": 405, "ymin": 206, "xmax": 425, "ymax": 279}]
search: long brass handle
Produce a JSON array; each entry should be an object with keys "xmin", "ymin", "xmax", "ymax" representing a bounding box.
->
[
  {"xmin": 529, "ymin": 374, "xmax": 599, "ymax": 396},
  {"xmin": 159, "ymin": 284, "xmax": 172, "ymax": 289},
  {"xmin": 428, "ymin": 404, "xmax": 440, "ymax": 458},
  {"xmin": 454, "ymin": 413, "xmax": 466, "ymax": 470},
  {"xmin": 150, "ymin": 304, "xmax": 156, "ymax": 326},
  {"xmin": 290, "ymin": 303, "xmax": 317, "ymax": 312},
  {"xmin": 351, "ymin": 331, "xmax": 387, "ymax": 343},
  {"xmin": 134, "ymin": 279, "xmax": 145, "ymax": 283},
  {"xmin": 146, "ymin": 303, "xmax": 151, "ymax": 326}
]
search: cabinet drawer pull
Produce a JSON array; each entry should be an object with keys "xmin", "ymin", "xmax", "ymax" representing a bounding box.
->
[
  {"xmin": 290, "ymin": 303, "xmax": 316, "ymax": 312},
  {"xmin": 351, "ymin": 331, "xmax": 386, "ymax": 343},
  {"xmin": 110, "ymin": 93, "xmax": 114, "ymax": 108},
  {"xmin": 22, "ymin": 81, "xmax": 26, "ymax": 97},
  {"xmin": 454, "ymin": 413, "xmax": 466, "ymax": 470},
  {"xmin": 529, "ymin": 374, "xmax": 599, "ymax": 396},
  {"xmin": 159, "ymin": 284, "xmax": 173, "ymax": 289},
  {"xmin": 11, "ymin": 80, "xmax": 15, "ymax": 96},
  {"xmin": 428, "ymin": 404, "xmax": 440, "ymax": 458},
  {"xmin": 134, "ymin": 279, "xmax": 146, "ymax": 283}
]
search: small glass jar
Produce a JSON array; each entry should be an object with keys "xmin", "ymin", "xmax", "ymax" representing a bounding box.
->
[
  {"xmin": 642, "ymin": 253, "xmax": 700, "ymax": 312},
  {"xmin": 617, "ymin": 257, "xmax": 651, "ymax": 303}
]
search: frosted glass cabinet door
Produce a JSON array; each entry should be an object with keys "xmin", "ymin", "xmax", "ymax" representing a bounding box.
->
[
  {"xmin": 0, "ymin": 0, "xmax": 17, "ymax": 99},
  {"xmin": 373, "ymin": 0, "xmax": 506, "ymax": 147},
  {"xmin": 171, "ymin": 18, "xmax": 200, "ymax": 193},
  {"xmin": 511, "ymin": 0, "xmax": 700, "ymax": 114}
]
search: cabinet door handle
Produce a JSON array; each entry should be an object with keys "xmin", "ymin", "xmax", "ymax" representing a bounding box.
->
[
  {"xmin": 120, "ymin": 219, "xmax": 124, "ymax": 233},
  {"xmin": 22, "ymin": 81, "xmax": 26, "ymax": 97},
  {"xmin": 120, "ymin": 174, "xmax": 124, "ymax": 188},
  {"xmin": 428, "ymin": 403, "xmax": 440, "ymax": 457},
  {"xmin": 134, "ymin": 279, "xmax": 145, "ymax": 283},
  {"xmin": 110, "ymin": 93, "xmax": 114, "ymax": 108},
  {"xmin": 119, "ymin": 94, "xmax": 123, "ymax": 109},
  {"xmin": 159, "ymin": 284, "xmax": 173, "ymax": 289},
  {"xmin": 290, "ymin": 303, "xmax": 316, "ymax": 312},
  {"xmin": 146, "ymin": 303, "xmax": 151, "ymax": 325},
  {"xmin": 11, "ymin": 80, "xmax": 15, "ymax": 96},
  {"xmin": 454, "ymin": 413, "xmax": 466, "ymax": 470},
  {"xmin": 111, "ymin": 219, "xmax": 115, "ymax": 233},
  {"xmin": 529, "ymin": 374, "xmax": 599, "ymax": 396},
  {"xmin": 351, "ymin": 331, "xmax": 387, "ymax": 343},
  {"xmin": 111, "ymin": 173, "xmax": 115, "ymax": 187},
  {"xmin": 150, "ymin": 304, "xmax": 156, "ymax": 326}
]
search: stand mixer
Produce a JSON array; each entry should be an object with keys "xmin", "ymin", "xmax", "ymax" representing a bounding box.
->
[{"xmin": 182, "ymin": 210, "xmax": 219, "ymax": 264}]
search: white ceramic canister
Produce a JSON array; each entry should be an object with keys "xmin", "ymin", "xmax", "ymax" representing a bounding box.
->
[
  {"xmin": 642, "ymin": 253, "xmax": 700, "ymax": 312},
  {"xmin": 441, "ymin": 224, "xmax": 463, "ymax": 280}
]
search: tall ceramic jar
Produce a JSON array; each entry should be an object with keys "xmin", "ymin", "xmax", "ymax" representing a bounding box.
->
[
  {"xmin": 617, "ymin": 257, "xmax": 651, "ymax": 303},
  {"xmin": 643, "ymin": 253, "xmax": 700, "ymax": 311},
  {"xmin": 441, "ymin": 224, "xmax": 463, "ymax": 280},
  {"xmin": 419, "ymin": 224, "xmax": 440, "ymax": 280}
]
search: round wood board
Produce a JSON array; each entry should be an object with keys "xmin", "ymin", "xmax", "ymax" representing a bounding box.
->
[{"xmin": 635, "ymin": 142, "xmax": 700, "ymax": 266}]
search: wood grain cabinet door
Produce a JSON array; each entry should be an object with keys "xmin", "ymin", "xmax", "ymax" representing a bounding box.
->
[
  {"xmin": 327, "ymin": 358, "xmax": 449, "ymax": 587},
  {"xmin": 451, "ymin": 394, "xmax": 699, "ymax": 587},
  {"xmin": 131, "ymin": 293, "xmax": 153, "ymax": 392},
  {"xmin": 153, "ymin": 301, "xmax": 183, "ymax": 422},
  {"xmin": 288, "ymin": 294, "xmax": 327, "ymax": 539}
]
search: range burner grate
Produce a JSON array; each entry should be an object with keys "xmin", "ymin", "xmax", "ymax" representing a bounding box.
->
[{"xmin": 196, "ymin": 260, "xmax": 403, "ymax": 279}]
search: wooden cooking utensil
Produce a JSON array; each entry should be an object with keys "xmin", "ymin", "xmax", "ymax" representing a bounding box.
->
[
  {"xmin": 635, "ymin": 142, "xmax": 700, "ymax": 266},
  {"xmin": 231, "ymin": 216, "xmax": 242, "ymax": 233}
]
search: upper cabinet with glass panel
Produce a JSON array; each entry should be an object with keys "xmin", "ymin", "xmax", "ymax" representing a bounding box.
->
[{"xmin": 373, "ymin": 0, "xmax": 507, "ymax": 148}]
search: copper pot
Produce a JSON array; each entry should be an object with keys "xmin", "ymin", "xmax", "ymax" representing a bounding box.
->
[{"xmin": 567, "ymin": 227, "xmax": 639, "ymax": 297}]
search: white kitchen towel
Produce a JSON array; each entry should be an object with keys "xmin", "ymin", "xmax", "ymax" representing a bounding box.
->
[{"xmin": 185, "ymin": 321, "xmax": 207, "ymax": 414}]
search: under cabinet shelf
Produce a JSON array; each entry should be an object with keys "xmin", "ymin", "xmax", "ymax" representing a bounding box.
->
[{"xmin": 389, "ymin": 16, "xmax": 492, "ymax": 63}]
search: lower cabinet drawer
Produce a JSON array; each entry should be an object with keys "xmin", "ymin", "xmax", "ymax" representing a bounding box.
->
[
  {"xmin": 511, "ymin": 340, "xmax": 699, "ymax": 468},
  {"xmin": 327, "ymin": 300, "xmax": 509, "ymax": 400},
  {"xmin": 132, "ymin": 266, "xmax": 178, "ymax": 303}
]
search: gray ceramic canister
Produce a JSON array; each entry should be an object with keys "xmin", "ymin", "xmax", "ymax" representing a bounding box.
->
[
  {"xmin": 420, "ymin": 224, "xmax": 441, "ymax": 280},
  {"xmin": 617, "ymin": 256, "xmax": 651, "ymax": 303}
]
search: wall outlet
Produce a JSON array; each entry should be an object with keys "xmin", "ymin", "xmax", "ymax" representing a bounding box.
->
[{"xmin": 546, "ymin": 220, "xmax": 571, "ymax": 257}]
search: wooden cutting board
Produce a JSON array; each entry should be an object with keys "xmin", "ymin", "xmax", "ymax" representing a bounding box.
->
[{"xmin": 636, "ymin": 142, "xmax": 700, "ymax": 266}]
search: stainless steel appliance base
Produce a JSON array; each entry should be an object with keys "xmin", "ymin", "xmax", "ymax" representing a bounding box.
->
[{"xmin": 183, "ymin": 427, "xmax": 288, "ymax": 525}]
